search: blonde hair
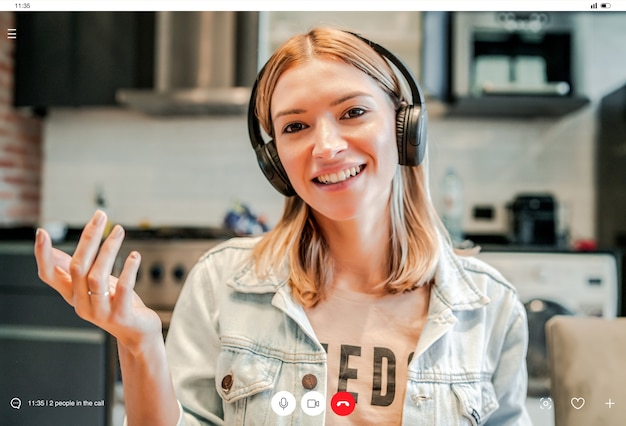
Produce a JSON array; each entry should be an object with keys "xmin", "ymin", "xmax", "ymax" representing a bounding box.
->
[{"xmin": 251, "ymin": 27, "xmax": 445, "ymax": 308}]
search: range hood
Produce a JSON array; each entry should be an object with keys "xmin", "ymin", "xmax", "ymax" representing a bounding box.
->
[{"xmin": 117, "ymin": 12, "xmax": 259, "ymax": 115}]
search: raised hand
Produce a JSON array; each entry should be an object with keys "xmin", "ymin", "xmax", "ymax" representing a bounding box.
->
[{"xmin": 34, "ymin": 210, "xmax": 162, "ymax": 354}]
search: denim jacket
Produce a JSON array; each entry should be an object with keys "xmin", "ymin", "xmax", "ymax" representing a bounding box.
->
[{"xmin": 165, "ymin": 237, "xmax": 532, "ymax": 425}]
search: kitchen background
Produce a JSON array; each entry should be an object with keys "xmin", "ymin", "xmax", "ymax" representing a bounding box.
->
[
  {"xmin": 1, "ymin": 10, "xmax": 625, "ymax": 426},
  {"xmin": 0, "ymin": 11, "xmax": 624, "ymax": 244}
]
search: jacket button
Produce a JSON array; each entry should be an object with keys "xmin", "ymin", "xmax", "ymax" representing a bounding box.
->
[
  {"xmin": 221, "ymin": 374, "xmax": 234, "ymax": 392},
  {"xmin": 302, "ymin": 374, "xmax": 317, "ymax": 390}
]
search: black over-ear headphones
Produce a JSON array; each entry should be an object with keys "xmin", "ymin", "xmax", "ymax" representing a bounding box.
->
[{"xmin": 247, "ymin": 31, "xmax": 428, "ymax": 197}]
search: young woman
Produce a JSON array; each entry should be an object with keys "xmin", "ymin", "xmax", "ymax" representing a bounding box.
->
[{"xmin": 34, "ymin": 28, "xmax": 531, "ymax": 425}]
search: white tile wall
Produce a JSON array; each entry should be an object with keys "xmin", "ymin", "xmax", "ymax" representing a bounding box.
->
[
  {"xmin": 41, "ymin": 109, "xmax": 285, "ymax": 228},
  {"xmin": 41, "ymin": 105, "xmax": 596, "ymax": 242},
  {"xmin": 428, "ymin": 107, "xmax": 596, "ymax": 241}
]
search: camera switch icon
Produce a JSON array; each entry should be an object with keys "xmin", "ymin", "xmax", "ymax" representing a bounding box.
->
[{"xmin": 539, "ymin": 397, "xmax": 553, "ymax": 410}]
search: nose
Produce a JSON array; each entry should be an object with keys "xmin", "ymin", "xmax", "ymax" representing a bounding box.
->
[{"xmin": 311, "ymin": 117, "xmax": 347, "ymax": 159}]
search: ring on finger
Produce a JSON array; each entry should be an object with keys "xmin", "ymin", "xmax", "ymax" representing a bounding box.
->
[{"xmin": 88, "ymin": 289, "xmax": 110, "ymax": 297}]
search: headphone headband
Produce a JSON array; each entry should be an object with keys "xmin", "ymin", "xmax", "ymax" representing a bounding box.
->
[{"xmin": 346, "ymin": 31, "xmax": 425, "ymax": 109}]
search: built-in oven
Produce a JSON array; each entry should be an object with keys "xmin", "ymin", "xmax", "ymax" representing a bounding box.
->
[
  {"xmin": 453, "ymin": 12, "xmax": 576, "ymax": 97},
  {"xmin": 0, "ymin": 242, "xmax": 114, "ymax": 426},
  {"xmin": 444, "ymin": 11, "xmax": 589, "ymax": 117},
  {"xmin": 115, "ymin": 237, "xmax": 226, "ymax": 336}
]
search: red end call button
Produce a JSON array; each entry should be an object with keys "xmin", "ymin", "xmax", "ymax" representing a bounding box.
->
[{"xmin": 331, "ymin": 391, "xmax": 356, "ymax": 416}]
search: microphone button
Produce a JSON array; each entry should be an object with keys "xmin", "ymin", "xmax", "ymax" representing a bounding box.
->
[{"xmin": 271, "ymin": 391, "xmax": 296, "ymax": 416}]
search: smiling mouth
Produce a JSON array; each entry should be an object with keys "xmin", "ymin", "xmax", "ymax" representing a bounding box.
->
[{"xmin": 315, "ymin": 165, "xmax": 364, "ymax": 185}]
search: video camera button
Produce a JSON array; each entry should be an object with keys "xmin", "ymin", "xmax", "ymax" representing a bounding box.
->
[{"xmin": 300, "ymin": 391, "xmax": 325, "ymax": 416}]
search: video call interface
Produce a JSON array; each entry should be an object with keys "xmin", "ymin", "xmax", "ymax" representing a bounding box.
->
[{"xmin": 2, "ymin": 5, "xmax": 626, "ymax": 426}]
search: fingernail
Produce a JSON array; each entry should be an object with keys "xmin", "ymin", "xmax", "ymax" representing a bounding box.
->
[
  {"xmin": 130, "ymin": 251, "xmax": 140, "ymax": 260},
  {"xmin": 92, "ymin": 210, "xmax": 105, "ymax": 226},
  {"xmin": 111, "ymin": 224, "xmax": 123, "ymax": 239},
  {"xmin": 35, "ymin": 228, "xmax": 43, "ymax": 244}
]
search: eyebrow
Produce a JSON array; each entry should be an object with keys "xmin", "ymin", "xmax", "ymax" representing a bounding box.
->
[
  {"xmin": 273, "ymin": 107, "xmax": 306, "ymax": 121},
  {"xmin": 272, "ymin": 91, "xmax": 373, "ymax": 121},
  {"xmin": 330, "ymin": 91, "xmax": 372, "ymax": 107}
]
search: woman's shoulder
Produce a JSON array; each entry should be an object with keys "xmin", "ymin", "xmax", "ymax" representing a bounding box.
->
[
  {"xmin": 437, "ymin": 249, "xmax": 527, "ymax": 336},
  {"xmin": 457, "ymin": 254, "xmax": 517, "ymax": 294},
  {"xmin": 459, "ymin": 253, "xmax": 527, "ymax": 317},
  {"xmin": 197, "ymin": 235, "xmax": 263, "ymax": 264},
  {"xmin": 443, "ymin": 248, "xmax": 524, "ymax": 313},
  {"xmin": 183, "ymin": 236, "xmax": 263, "ymax": 284}
]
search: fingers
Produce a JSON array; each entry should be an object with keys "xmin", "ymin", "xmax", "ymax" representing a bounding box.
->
[
  {"xmin": 88, "ymin": 224, "xmax": 125, "ymax": 295},
  {"xmin": 112, "ymin": 251, "xmax": 141, "ymax": 315},
  {"xmin": 70, "ymin": 210, "xmax": 108, "ymax": 305},
  {"xmin": 50, "ymin": 246, "xmax": 71, "ymax": 273},
  {"xmin": 87, "ymin": 224, "xmax": 126, "ymax": 318},
  {"xmin": 34, "ymin": 228, "xmax": 74, "ymax": 300},
  {"xmin": 53, "ymin": 265, "xmax": 74, "ymax": 305},
  {"xmin": 34, "ymin": 228, "xmax": 55, "ymax": 281}
]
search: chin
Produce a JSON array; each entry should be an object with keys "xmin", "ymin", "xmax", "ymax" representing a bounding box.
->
[{"xmin": 311, "ymin": 202, "xmax": 365, "ymax": 223}]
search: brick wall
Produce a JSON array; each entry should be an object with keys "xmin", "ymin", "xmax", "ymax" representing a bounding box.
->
[{"xmin": 0, "ymin": 12, "xmax": 42, "ymax": 225}]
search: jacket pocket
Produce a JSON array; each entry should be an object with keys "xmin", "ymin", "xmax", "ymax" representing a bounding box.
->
[
  {"xmin": 451, "ymin": 382, "xmax": 499, "ymax": 425},
  {"xmin": 215, "ymin": 346, "xmax": 282, "ymax": 424}
]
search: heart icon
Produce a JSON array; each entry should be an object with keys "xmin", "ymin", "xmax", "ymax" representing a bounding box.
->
[{"xmin": 571, "ymin": 397, "xmax": 585, "ymax": 410}]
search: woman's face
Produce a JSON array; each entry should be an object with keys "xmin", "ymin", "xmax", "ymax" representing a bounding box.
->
[{"xmin": 271, "ymin": 57, "xmax": 398, "ymax": 223}]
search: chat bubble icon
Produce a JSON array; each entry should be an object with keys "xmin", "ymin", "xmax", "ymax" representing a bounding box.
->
[{"xmin": 10, "ymin": 397, "xmax": 21, "ymax": 409}]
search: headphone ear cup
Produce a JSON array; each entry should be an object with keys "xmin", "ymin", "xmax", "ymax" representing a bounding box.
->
[
  {"xmin": 396, "ymin": 104, "xmax": 427, "ymax": 166},
  {"xmin": 255, "ymin": 140, "xmax": 296, "ymax": 197}
]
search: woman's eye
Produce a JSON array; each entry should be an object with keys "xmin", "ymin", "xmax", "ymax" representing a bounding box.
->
[
  {"xmin": 283, "ymin": 122, "xmax": 307, "ymax": 134},
  {"xmin": 342, "ymin": 108, "xmax": 366, "ymax": 119}
]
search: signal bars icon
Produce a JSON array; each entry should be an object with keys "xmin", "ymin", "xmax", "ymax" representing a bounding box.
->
[{"xmin": 7, "ymin": 29, "xmax": 16, "ymax": 39}]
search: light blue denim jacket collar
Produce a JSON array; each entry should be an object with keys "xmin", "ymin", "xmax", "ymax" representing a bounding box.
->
[
  {"xmin": 227, "ymin": 243, "xmax": 490, "ymax": 306},
  {"xmin": 225, "ymin": 243, "xmax": 492, "ymax": 356}
]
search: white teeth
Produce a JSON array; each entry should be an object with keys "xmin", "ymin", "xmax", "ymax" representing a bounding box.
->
[{"xmin": 317, "ymin": 166, "xmax": 362, "ymax": 184}]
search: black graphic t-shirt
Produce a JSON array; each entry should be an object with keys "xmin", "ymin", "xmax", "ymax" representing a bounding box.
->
[{"xmin": 306, "ymin": 284, "xmax": 430, "ymax": 424}]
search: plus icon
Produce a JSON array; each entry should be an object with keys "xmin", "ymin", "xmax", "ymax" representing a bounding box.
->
[{"xmin": 605, "ymin": 399, "xmax": 616, "ymax": 408}]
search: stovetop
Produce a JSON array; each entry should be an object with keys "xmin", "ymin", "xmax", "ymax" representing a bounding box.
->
[
  {"xmin": 63, "ymin": 226, "xmax": 238, "ymax": 242},
  {"xmin": 0, "ymin": 225, "xmax": 239, "ymax": 242},
  {"xmin": 121, "ymin": 226, "xmax": 238, "ymax": 241}
]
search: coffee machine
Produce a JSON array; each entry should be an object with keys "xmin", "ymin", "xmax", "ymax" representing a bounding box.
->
[{"xmin": 508, "ymin": 193, "xmax": 557, "ymax": 246}]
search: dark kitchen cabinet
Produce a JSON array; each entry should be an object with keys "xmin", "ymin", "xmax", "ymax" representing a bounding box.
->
[
  {"xmin": 14, "ymin": 12, "xmax": 154, "ymax": 109},
  {"xmin": 596, "ymin": 83, "xmax": 626, "ymax": 249},
  {"xmin": 595, "ymin": 83, "xmax": 626, "ymax": 316}
]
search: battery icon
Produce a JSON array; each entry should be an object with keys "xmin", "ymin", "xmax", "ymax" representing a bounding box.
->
[{"xmin": 601, "ymin": 2, "xmax": 611, "ymax": 7}]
